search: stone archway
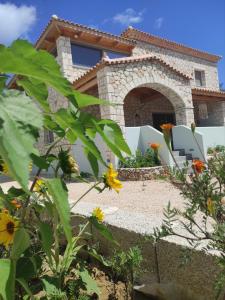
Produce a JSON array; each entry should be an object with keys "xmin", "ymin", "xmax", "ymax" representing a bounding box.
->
[
  {"xmin": 123, "ymin": 87, "xmax": 176, "ymax": 129},
  {"xmin": 97, "ymin": 57, "xmax": 195, "ymax": 131}
]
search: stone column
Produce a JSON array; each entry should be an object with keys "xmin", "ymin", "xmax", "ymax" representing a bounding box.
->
[
  {"xmin": 209, "ymin": 101, "xmax": 225, "ymax": 126},
  {"xmin": 56, "ymin": 36, "xmax": 74, "ymax": 82},
  {"xmin": 97, "ymin": 67, "xmax": 126, "ymax": 166},
  {"xmin": 175, "ymin": 106, "xmax": 195, "ymax": 126}
]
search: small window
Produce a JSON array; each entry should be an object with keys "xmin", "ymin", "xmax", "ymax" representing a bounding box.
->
[
  {"xmin": 71, "ymin": 44, "xmax": 102, "ymax": 67},
  {"xmin": 195, "ymin": 70, "xmax": 205, "ymax": 87},
  {"xmin": 44, "ymin": 130, "xmax": 54, "ymax": 144},
  {"xmin": 106, "ymin": 51, "xmax": 128, "ymax": 59}
]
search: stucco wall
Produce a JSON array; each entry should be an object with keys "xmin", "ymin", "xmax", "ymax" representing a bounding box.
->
[{"xmin": 132, "ymin": 41, "xmax": 220, "ymax": 90}]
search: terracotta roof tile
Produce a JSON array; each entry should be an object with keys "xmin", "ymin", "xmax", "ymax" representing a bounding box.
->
[
  {"xmin": 121, "ymin": 27, "xmax": 221, "ymax": 63},
  {"xmin": 73, "ymin": 55, "xmax": 192, "ymax": 89},
  {"xmin": 35, "ymin": 16, "xmax": 135, "ymax": 49},
  {"xmin": 192, "ymin": 88, "xmax": 225, "ymax": 98}
]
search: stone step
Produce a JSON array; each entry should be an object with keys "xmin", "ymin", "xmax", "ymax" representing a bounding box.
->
[{"xmin": 174, "ymin": 148, "xmax": 185, "ymax": 156}]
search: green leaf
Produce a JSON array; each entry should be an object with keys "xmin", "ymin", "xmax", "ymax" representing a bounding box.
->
[
  {"xmin": 0, "ymin": 75, "xmax": 7, "ymax": 92},
  {"xmin": 73, "ymin": 90, "xmax": 108, "ymax": 108},
  {"xmin": 0, "ymin": 90, "xmax": 42, "ymax": 190},
  {"xmin": 45, "ymin": 178, "xmax": 72, "ymax": 242},
  {"xmin": 78, "ymin": 268, "xmax": 100, "ymax": 296},
  {"xmin": 54, "ymin": 109, "xmax": 105, "ymax": 165},
  {"xmin": 90, "ymin": 217, "xmax": 119, "ymax": 246},
  {"xmin": 16, "ymin": 278, "xmax": 34, "ymax": 298},
  {"xmin": 84, "ymin": 147, "xmax": 99, "ymax": 178},
  {"xmin": 16, "ymin": 257, "xmax": 36, "ymax": 280},
  {"xmin": 0, "ymin": 259, "xmax": 15, "ymax": 300},
  {"xmin": 30, "ymin": 153, "xmax": 50, "ymax": 170},
  {"xmin": 97, "ymin": 119, "xmax": 131, "ymax": 155},
  {"xmin": 17, "ymin": 77, "xmax": 50, "ymax": 112},
  {"xmin": 38, "ymin": 222, "xmax": 54, "ymax": 262},
  {"xmin": 11, "ymin": 228, "xmax": 30, "ymax": 259}
]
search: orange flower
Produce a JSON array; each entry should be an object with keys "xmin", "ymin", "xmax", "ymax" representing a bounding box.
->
[
  {"xmin": 160, "ymin": 123, "xmax": 174, "ymax": 133},
  {"xmin": 11, "ymin": 199, "xmax": 21, "ymax": 209},
  {"xmin": 150, "ymin": 143, "xmax": 160, "ymax": 151},
  {"xmin": 192, "ymin": 159, "xmax": 205, "ymax": 174}
]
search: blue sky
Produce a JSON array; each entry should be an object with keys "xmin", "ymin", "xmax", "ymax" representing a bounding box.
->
[{"xmin": 0, "ymin": 0, "xmax": 224, "ymax": 86}]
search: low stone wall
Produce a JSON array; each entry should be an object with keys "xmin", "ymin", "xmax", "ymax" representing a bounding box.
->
[{"xmin": 118, "ymin": 166, "xmax": 169, "ymax": 181}]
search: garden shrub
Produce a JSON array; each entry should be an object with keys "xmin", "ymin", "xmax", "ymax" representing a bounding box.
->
[
  {"xmin": 119, "ymin": 148, "xmax": 161, "ymax": 168},
  {"xmin": 154, "ymin": 123, "xmax": 225, "ymax": 299}
]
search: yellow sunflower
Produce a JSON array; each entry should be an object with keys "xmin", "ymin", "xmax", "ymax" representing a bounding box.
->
[
  {"xmin": 0, "ymin": 162, "xmax": 9, "ymax": 176},
  {"xmin": 33, "ymin": 178, "xmax": 46, "ymax": 194},
  {"xmin": 0, "ymin": 211, "xmax": 19, "ymax": 248},
  {"xmin": 92, "ymin": 207, "xmax": 104, "ymax": 223},
  {"xmin": 103, "ymin": 163, "xmax": 122, "ymax": 193}
]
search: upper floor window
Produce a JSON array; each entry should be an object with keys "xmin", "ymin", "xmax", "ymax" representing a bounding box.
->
[
  {"xmin": 106, "ymin": 51, "xmax": 128, "ymax": 59},
  {"xmin": 195, "ymin": 70, "xmax": 205, "ymax": 87},
  {"xmin": 71, "ymin": 44, "xmax": 102, "ymax": 67}
]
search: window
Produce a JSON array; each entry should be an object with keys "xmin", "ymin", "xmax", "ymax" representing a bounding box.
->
[
  {"xmin": 106, "ymin": 51, "xmax": 128, "ymax": 59},
  {"xmin": 44, "ymin": 130, "xmax": 54, "ymax": 144},
  {"xmin": 71, "ymin": 44, "xmax": 102, "ymax": 67},
  {"xmin": 195, "ymin": 70, "xmax": 205, "ymax": 87}
]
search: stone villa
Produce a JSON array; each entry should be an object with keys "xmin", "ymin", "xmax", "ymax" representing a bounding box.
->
[
  {"xmin": 12, "ymin": 16, "xmax": 225, "ymax": 169},
  {"xmin": 35, "ymin": 15, "xmax": 225, "ymax": 130}
]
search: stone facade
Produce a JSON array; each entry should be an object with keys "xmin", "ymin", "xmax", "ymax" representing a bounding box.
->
[
  {"xmin": 97, "ymin": 60, "xmax": 195, "ymax": 130},
  {"xmin": 133, "ymin": 41, "xmax": 220, "ymax": 90}
]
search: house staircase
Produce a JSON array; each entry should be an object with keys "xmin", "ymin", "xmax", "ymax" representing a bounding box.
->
[{"xmin": 172, "ymin": 148, "xmax": 198, "ymax": 170}]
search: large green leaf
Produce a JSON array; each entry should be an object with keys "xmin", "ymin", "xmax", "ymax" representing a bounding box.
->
[
  {"xmin": 84, "ymin": 147, "xmax": 99, "ymax": 178},
  {"xmin": 97, "ymin": 119, "xmax": 131, "ymax": 155},
  {"xmin": 0, "ymin": 90, "xmax": 42, "ymax": 190},
  {"xmin": 90, "ymin": 217, "xmax": 119, "ymax": 246},
  {"xmin": 39, "ymin": 222, "xmax": 54, "ymax": 263},
  {"xmin": 45, "ymin": 178, "xmax": 72, "ymax": 242},
  {"xmin": 54, "ymin": 109, "xmax": 105, "ymax": 166},
  {"xmin": 78, "ymin": 268, "xmax": 100, "ymax": 296},
  {"xmin": 0, "ymin": 259, "xmax": 15, "ymax": 300},
  {"xmin": 17, "ymin": 77, "xmax": 50, "ymax": 112},
  {"xmin": 73, "ymin": 90, "xmax": 108, "ymax": 108},
  {"xmin": 0, "ymin": 40, "xmax": 107, "ymax": 110},
  {"xmin": 11, "ymin": 228, "xmax": 30, "ymax": 259}
]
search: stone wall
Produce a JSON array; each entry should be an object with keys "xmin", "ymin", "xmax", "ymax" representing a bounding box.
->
[
  {"xmin": 118, "ymin": 166, "xmax": 169, "ymax": 181},
  {"xmin": 81, "ymin": 86, "xmax": 101, "ymax": 119},
  {"xmin": 194, "ymin": 100, "xmax": 225, "ymax": 126},
  {"xmin": 133, "ymin": 41, "xmax": 220, "ymax": 90}
]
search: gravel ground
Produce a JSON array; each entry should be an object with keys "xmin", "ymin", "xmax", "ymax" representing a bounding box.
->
[{"xmin": 0, "ymin": 179, "xmax": 184, "ymax": 234}]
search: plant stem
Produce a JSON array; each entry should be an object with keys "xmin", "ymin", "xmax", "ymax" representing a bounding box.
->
[
  {"xmin": 154, "ymin": 243, "xmax": 160, "ymax": 283},
  {"xmin": 21, "ymin": 136, "xmax": 64, "ymax": 222},
  {"xmin": 70, "ymin": 182, "xmax": 100, "ymax": 209}
]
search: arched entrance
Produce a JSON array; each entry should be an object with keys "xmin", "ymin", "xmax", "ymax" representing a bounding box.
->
[{"xmin": 124, "ymin": 86, "xmax": 176, "ymax": 130}]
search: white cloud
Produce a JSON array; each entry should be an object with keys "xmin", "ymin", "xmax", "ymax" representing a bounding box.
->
[
  {"xmin": 113, "ymin": 8, "xmax": 145, "ymax": 26},
  {"xmin": 154, "ymin": 17, "xmax": 164, "ymax": 29},
  {"xmin": 0, "ymin": 3, "xmax": 36, "ymax": 45}
]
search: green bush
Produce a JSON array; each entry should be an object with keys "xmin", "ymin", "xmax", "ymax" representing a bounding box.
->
[
  {"xmin": 119, "ymin": 148, "xmax": 161, "ymax": 168},
  {"xmin": 207, "ymin": 145, "xmax": 225, "ymax": 154}
]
